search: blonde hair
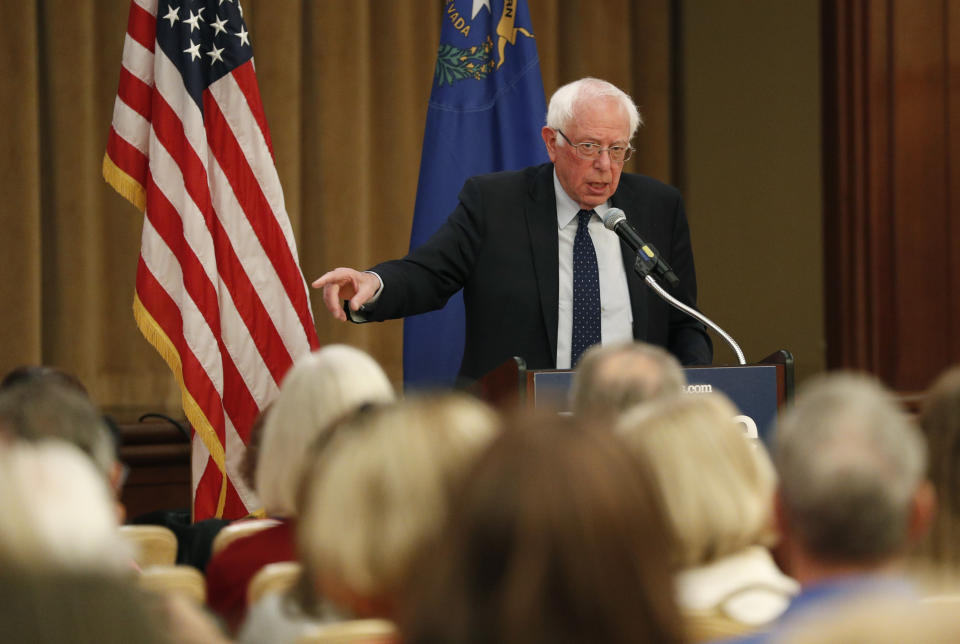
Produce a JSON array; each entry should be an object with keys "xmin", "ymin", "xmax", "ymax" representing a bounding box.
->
[
  {"xmin": 617, "ymin": 393, "xmax": 776, "ymax": 567},
  {"xmin": 298, "ymin": 393, "xmax": 499, "ymax": 604},
  {"xmin": 255, "ymin": 345, "xmax": 395, "ymax": 516}
]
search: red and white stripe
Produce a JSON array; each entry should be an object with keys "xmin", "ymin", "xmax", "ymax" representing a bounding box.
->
[{"xmin": 104, "ymin": 0, "xmax": 319, "ymax": 520}]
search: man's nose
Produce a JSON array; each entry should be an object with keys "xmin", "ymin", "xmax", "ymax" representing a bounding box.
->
[{"xmin": 593, "ymin": 149, "xmax": 613, "ymax": 170}]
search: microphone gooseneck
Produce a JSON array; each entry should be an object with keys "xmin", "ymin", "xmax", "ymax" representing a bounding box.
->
[{"xmin": 602, "ymin": 207, "xmax": 746, "ymax": 364}]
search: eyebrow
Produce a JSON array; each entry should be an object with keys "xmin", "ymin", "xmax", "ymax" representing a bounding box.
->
[{"xmin": 581, "ymin": 140, "xmax": 630, "ymax": 147}]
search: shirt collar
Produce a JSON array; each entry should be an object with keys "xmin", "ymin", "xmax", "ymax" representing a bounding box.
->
[
  {"xmin": 676, "ymin": 546, "xmax": 799, "ymax": 611},
  {"xmin": 553, "ymin": 169, "xmax": 610, "ymax": 228}
]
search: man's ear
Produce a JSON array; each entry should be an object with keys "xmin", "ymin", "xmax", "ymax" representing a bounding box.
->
[
  {"xmin": 109, "ymin": 461, "xmax": 125, "ymax": 496},
  {"xmin": 109, "ymin": 462, "xmax": 128, "ymax": 524},
  {"xmin": 542, "ymin": 126, "xmax": 558, "ymax": 162},
  {"xmin": 773, "ymin": 487, "xmax": 789, "ymax": 536},
  {"xmin": 908, "ymin": 480, "xmax": 937, "ymax": 543},
  {"xmin": 769, "ymin": 488, "xmax": 793, "ymax": 576}
]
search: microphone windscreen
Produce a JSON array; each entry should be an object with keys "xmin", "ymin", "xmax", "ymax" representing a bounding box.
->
[{"xmin": 602, "ymin": 208, "xmax": 627, "ymax": 230}]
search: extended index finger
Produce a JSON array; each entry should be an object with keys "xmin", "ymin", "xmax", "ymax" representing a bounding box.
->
[{"xmin": 311, "ymin": 267, "xmax": 348, "ymax": 289}]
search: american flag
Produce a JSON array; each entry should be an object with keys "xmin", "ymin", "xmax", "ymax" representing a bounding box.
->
[{"xmin": 103, "ymin": 0, "xmax": 319, "ymax": 520}]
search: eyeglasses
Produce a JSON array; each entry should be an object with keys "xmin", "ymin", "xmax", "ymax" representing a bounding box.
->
[{"xmin": 557, "ymin": 129, "xmax": 634, "ymax": 162}]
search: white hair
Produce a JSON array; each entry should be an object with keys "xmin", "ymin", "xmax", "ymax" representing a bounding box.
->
[
  {"xmin": 545, "ymin": 77, "xmax": 643, "ymax": 140},
  {"xmin": 0, "ymin": 441, "xmax": 131, "ymax": 573},
  {"xmin": 774, "ymin": 372, "xmax": 926, "ymax": 561},
  {"xmin": 255, "ymin": 345, "xmax": 395, "ymax": 517}
]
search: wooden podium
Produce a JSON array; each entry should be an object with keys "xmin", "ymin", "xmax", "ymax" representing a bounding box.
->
[{"xmin": 474, "ymin": 350, "xmax": 794, "ymax": 443}]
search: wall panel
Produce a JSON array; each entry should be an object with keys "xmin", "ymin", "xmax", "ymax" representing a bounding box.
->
[{"xmin": 823, "ymin": 0, "xmax": 960, "ymax": 391}]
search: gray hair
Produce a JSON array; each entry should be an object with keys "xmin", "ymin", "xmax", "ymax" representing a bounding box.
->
[
  {"xmin": 0, "ymin": 378, "xmax": 115, "ymax": 479},
  {"xmin": 570, "ymin": 341, "xmax": 686, "ymax": 416},
  {"xmin": 545, "ymin": 78, "xmax": 643, "ymax": 141},
  {"xmin": 774, "ymin": 372, "xmax": 926, "ymax": 562}
]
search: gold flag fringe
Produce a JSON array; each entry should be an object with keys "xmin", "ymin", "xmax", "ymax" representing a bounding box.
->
[
  {"xmin": 133, "ymin": 294, "xmax": 228, "ymax": 518},
  {"xmin": 102, "ymin": 153, "xmax": 146, "ymax": 213}
]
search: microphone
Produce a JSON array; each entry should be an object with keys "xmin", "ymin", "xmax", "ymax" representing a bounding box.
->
[{"xmin": 602, "ymin": 208, "xmax": 680, "ymax": 288}]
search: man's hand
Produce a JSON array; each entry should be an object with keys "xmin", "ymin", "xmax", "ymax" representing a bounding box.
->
[{"xmin": 311, "ymin": 268, "xmax": 381, "ymax": 322}]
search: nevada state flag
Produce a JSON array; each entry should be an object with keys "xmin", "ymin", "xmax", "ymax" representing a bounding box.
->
[{"xmin": 405, "ymin": 0, "xmax": 548, "ymax": 388}]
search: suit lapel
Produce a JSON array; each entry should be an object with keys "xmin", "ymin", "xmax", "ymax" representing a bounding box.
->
[
  {"xmin": 524, "ymin": 164, "xmax": 560, "ymax": 362},
  {"xmin": 611, "ymin": 184, "xmax": 649, "ymax": 342}
]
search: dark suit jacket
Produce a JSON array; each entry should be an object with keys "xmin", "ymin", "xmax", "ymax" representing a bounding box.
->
[{"xmin": 366, "ymin": 163, "xmax": 712, "ymax": 380}]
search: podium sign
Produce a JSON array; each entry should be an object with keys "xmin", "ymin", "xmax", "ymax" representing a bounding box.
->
[
  {"xmin": 475, "ymin": 351, "xmax": 792, "ymax": 446},
  {"xmin": 684, "ymin": 365, "xmax": 780, "ymax": 442},
  {"xmin": 530, "ymin": 365, "xmax": 783, "ymax": 443}
]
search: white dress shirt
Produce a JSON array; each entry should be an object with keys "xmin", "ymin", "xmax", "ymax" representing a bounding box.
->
[{"xmin": 554, "ymin": 171, "xmax": 633, "ymax": 369}]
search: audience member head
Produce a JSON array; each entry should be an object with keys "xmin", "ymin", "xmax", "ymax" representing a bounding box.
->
[
  {"xmin": 0, "ymin": 364, "xmax": 89, "ymax": 395},
  {"xmin": 774, "ymin": 372, "xmax": 933, "ymax": 579},
  {"xmin": 401, "ymin": 413, "xmax": 683, "ymax": 644},
  {"xmin": 255, "ymin": 344, "xmax": 395, "ymax": 517},
  {"xmin": 616, "ymin": 392, "xmax": 776, "ymax": 569},
  {"xmin": 570, "ymin": 341, "xmax": 687, "ymax": 417},
  {"xmin": 298, "ymin": 393, "xmax": 499, "ymax": 620},
  {"xmin": 916, "ymin": 365, "xmax": 960, "ymax": 571},
  {"xmin": 0, "ymin": 375, "xmax": 117, "ymax": 480},
  {"xmin": 0, "ymin": 441, "xmax": 131, "ymax": 573}
]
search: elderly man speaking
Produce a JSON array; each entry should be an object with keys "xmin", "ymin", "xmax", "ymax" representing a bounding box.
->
[{"xmin": 314, "ymin": 78, "xmax": 712, "ymax": 381}]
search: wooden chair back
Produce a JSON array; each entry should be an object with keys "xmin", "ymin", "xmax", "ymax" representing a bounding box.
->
[
  {"xmin": 248, "ymin": 560, "xmax": 302, "ymax": 605},
  {"xmin": 119, "ymin": 524, "xmax": 178, "ymax": 568},
  {"xmin": 138, "ymin": 564, "xmax": 206, "ymax": 604},
  {"xmin": 211, "ymin": 518, "xmax": 281, "ymax": 556},
  {"xmin": 296, "ymin": 620, "xmax": 397, "ymax": 644}
]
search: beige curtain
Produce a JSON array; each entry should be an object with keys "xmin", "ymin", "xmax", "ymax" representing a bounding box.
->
[{"xmin": 0, "ymin": 0, "xmax": 671, "ymax": 416}]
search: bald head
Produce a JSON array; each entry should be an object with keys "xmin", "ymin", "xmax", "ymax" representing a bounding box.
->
[{"xmin": 570, "ymin": 342, "xmax": 686, "ymax": 417}]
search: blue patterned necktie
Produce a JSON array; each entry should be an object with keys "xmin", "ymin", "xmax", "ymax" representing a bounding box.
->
[{"xmin": 571, "ymin": 209, "xmax": 601, "ymax": 367}]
